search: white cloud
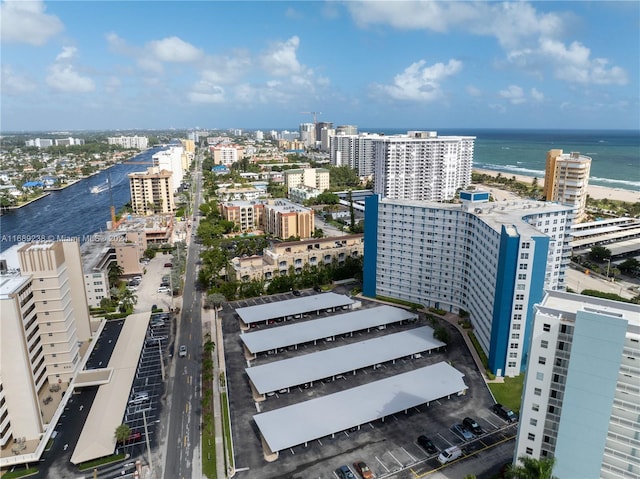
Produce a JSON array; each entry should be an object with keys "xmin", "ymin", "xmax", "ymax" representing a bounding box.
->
[
  {"xmin": 530, "ymin": 88, "xmax": 544, "ymax": 102},
  {"xmin": 261, "ymin": 36, "xmax": 304, "ymax": 76},
  {"xmin": 1, "ymin": 65, "xmax": 37, "ymax": 94},
  {"xmin": 56, "ymin": 46, "xmax": 78, "ymax": 61},
  {"xmin": 105, "ymin": 76, "xmax": 121, "ymax": 94},
  {"xmin": 499, "ymin": 85, "xmax": 526, "ymax": 104},
  {"xmin": 348, "ymin": 1, "xmax": 627, "ymax": 88},
  {"xmin": 0, "ymin": 0, "xmax": 63, "ymax": 46},
  {"xmin": 147, "ymin": 36, "xmax": 203, "ymax": 63},
  {"xmin": 188, "ymin": 80, "xmax": 225, "ymax": 104},
  {"xmin": 375, "ymin": 59, "xmax": 462, "ymax": 101},
  {"xmin": 200, "ymin": 51, "xmax": 251, "ymax": 84},
  {"xmin": 46, "ymin": 64, "xmax": 95, "ymax": 92}
]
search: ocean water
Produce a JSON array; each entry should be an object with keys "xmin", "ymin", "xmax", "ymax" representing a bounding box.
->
[{"xmin": 361, "ymin": 128, "xmax": 640, "ymax": 192}]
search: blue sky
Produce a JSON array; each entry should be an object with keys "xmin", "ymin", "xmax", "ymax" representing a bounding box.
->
[{"xmin": 1, "ymin": 1, "xmax": 638, "ymax": 131}]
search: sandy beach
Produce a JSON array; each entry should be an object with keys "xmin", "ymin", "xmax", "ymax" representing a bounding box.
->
[{"xmin": 473, "ymin": 168, "xmax": 640, "ymax": 203}]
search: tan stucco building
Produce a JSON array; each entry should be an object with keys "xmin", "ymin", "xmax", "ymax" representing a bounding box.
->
[
  {"xmin": 264, "ymin": 199, "xmax": 314, "ymax": 240},
  {"xmin": 128, "ymin": 167, "xmax": 175, "ymax": 216},
  {"xmin": 544, "ymin": 149, "xmax": 591, "ymax": 222}
]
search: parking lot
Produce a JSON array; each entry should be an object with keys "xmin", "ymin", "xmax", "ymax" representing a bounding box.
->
[
  {"xmin": 119, "ymin": 311, "xmax": 174, "ymax": 454},
  {"xmin": 221, "ymin": 286, "xmax": 512, "ymax": 479}
]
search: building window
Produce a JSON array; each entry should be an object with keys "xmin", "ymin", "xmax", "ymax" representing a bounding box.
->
[
  {"xmin": 526, "ymin": 447, "xmax": 533, "ymax": 455},
  {"xmin": 536, "ymin": 372, "xmax": 544, "ymax": 381},
  {"xmin": 541, "ymin": 340, "xmax": 548, "ymax": 349},
  {"xmin": 530, "ymin": 418, "xmax": 538, "ymax": 426},
  {"xmin": 534, "ymin": 388, "xmax": 542, "ymax": 396},
  {"xmin": 528, "ymin": 433, "xmax": 535, "ymax": 441},
  {"xmin": 543, "ymin": 323, "xmax": 551, "ymax": 332},
  {"xmin": 538, "ymin": 356, "xmax": 546, "ymax": 365},
  {"xmin": 532, "ymin": 403, "xmax": 539, "ymax": 412}
]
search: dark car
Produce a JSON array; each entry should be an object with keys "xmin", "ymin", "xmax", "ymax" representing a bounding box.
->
[
  {"xmin": 336, "ymin": 465, "xmax": 355, "ymax": 479},
  {"xmin": 491, "ymin": 403, "xmax": 518, "ymax": 423},
  {"xmin": 462, "ymin": 417, "xmax": 482, "ymax": 435},
  {"xmin": 164, "ymin": 263, "xmax": 172, "ymax": 268},
  {"xmin": 417, "ymin": 435, "xmax": 438, "ymax": 454},
  {"xmin": 313, "ymin": 285, "xmax": 322, "ymax": 292},
  {"xmin": 292, "ymin": 289, "xmax": 301, "ymax": 296},
  {"xmin": 353, "ymin": 461, "xmax": 372, "ymax": 479}
]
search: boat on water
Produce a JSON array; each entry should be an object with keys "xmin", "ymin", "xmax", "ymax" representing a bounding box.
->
[{"xmin": 90, "ymin": 182, "xmax": 109, "ymax": 194}]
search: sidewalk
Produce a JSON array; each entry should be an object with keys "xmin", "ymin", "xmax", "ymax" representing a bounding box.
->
[{"xmin": 205, "ymin": 305, "xmax": 227, "ymax": 479}]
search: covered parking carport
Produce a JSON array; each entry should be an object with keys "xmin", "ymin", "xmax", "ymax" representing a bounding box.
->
[
  {"xmin": 70, "ymin": 312, "xmax": 150, "ymax": 465},
  {"xmin": 240, "ymin": 305, "xmax": 417, "ymax": 359},
  {"xmin": 253, "ymin": 361, "xmax": 467, "ymax": 461},
  {"xmin": 246, "ymin": 326, "xmax": 445, "ymax": 401},
  {"xmin": 236, "ymin": 292, "xmax": 354, "ymax": 330}
]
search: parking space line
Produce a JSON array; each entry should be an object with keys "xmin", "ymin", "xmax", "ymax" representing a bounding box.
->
[
  {"xmin": 401, "ymin": 446, "xmax": 416, "ymax": 463},
  {"xmin": 375, "ymin": 456, "xmax": 389, "ymax": 473},
  {"xmin": 388, "ymin": 450, "xmax": 403, "ymax": 467},
  {"xmin": 437, "ymin": 432, "xmax": 453, "ymax": 447}
]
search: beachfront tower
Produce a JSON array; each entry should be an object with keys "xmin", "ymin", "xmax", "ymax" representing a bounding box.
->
[
  {"xmin": 515, "ymin": 291, "xmax": 639, "ymax": 478},
  {"xmin": 363, "ymin": 192, "xmax": 574, "ymax": 377},
  {"xmin": 544, "ymin": 150, "xmax": 592, "ymax": 223}
]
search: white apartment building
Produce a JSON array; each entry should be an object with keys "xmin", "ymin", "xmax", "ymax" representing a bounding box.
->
[
  {"xmin": 363, "ymin": 191, "xmax": 574, "ymax": 377},
  {"xmin": 373, "ymin": 131, "xmax": 475, "ymax": 202},
  {"xmin": 128, "ymin": 167, "xmax": 175, "ymax": 215},
  {"xmin": 106, "ymin": 135, "xmax": 149, "ymax": 149},
  {"xmin": 153, "ymin": 145, "xmax": 185, "ymax": 192},
  {"xmin": 544, "ymin": 150, "xmax": 592, "ymax": 223},
  {"xmin": 0, "ymin": 240, "xmax": 93, "ymax": 450},
  {"xmin": 329, "ymin": 133, "xmax": 383, "ymax": 176},
  {"xmin": 212, "ymin": 145, "xmax": 244, "ymax": 166},
  {"xmin": 284, "ymin": 168, "xmax": 330, "ymax": 192},
  {"xmin": 516, "ymin": 291, "xmax": 640, "ymax": 478},
  {"xmin": 299, "ymin": 123, "xmax": 315, "ymax": 147}
]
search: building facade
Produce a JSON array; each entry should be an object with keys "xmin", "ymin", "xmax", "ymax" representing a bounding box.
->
[
  {"xmin": 211, "ymin": 145, "xmax": 244, "ymax": 166},
  {"xmin": 219, "ymin": 201, "xmax": 265, "ymax": 232},
  {"xmin": 229, "ymin": 234, "xmax": 364, "ymax": 282},
  {"xmin": 543, "ymin": 149, "xmax": 592, "ymax": 223},
  {"xmin": 373, "ymin": 131, "xmax": 475, "ymax": 202},
  {"xmin": 515, "ymin": 291, "xmax": 640, "ymax": 478},
  {"xmin": 284, "ymin": 168, "xmax": 330, "ymax": 192},
  {"xmin": 329, "ymin": 133, "xmax": 382, "ymax": 176},
  {"xmin": 106, "ymin": 135, "xmax": 148, "ymax": 149},
  {"xmin": 263, "ymin": 200, "xmax": 314, "ymax": 240},
  {"xmin": 363, "ymin": 192, "xmax": 574, "ymax": 377},
  {"xmin": 128, "ymin": 167, "xmax": 175, "ymax": 215},
  {"xmin": 152, "ymin": 146, "xmax": 186, "ymax": 192}
]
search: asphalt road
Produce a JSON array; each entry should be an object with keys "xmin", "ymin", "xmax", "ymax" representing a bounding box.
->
[{"xmin": 162, "ymin": 153, "xmax": 205, "ymax": 479}]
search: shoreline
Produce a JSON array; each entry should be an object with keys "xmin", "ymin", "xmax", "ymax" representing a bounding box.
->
[{"xmin": 472, "ymin": 168, "xmax": 640, "ymax": 203}]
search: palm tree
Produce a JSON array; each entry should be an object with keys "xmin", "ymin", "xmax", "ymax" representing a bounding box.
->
[
  {"xmin": 506, "ymin": 456, "xmax": 557, "ymax": 479},
  {"xmin": 114, "ymin": 423, "xmax": 131, "ymax": 446},
  {"xmin": 119, "ymin": 288, "xmax": 138, "ymax": 313},
  {"xmin": 107, "ymin": 262, "xmax": 124, "ymax": 288}
]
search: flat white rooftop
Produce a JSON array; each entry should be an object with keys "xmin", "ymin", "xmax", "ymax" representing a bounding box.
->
[
  {"xmin": 70, "ymin": 313, "xmax": 149, "ymax": 465},
  {"xmin": 240, "ymin": 305, "xmax": 416, "ymax": 354},
  {"xmin": 254, "ymin": 362, "xmax": 467, "ymax": 453},
  {"xmin": 236, "ymin": 292, "xmax": 353, "ymax": 324},
  {"xmin": 246, "ymin": 326, "xmax": 444, "ymax": 394}
]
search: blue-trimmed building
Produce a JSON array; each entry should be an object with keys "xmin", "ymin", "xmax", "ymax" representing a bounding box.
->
[
  {"xmin": 363, "ymin": 191, "xmax": 574, "ymax": 377},
  {"xmin": 516, "ymin": 291, "xmax": 640, "ymax": 477}
]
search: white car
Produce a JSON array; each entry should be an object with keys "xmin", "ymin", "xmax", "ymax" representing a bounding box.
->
[
  {"xmin": 157, "ymin": 286, "xmax": 170, "ymax": 293},
  {"xmin": 179, "ymin": 345, "xmax": 187, "ymax": 357}
]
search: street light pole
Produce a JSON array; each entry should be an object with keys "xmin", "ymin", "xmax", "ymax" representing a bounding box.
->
[
  {"xmin": 605, "ymin": 258, "xmax": 611, "ymax": 280},
  {"xmin": 142, "ymin": 409, "xmax": 152, "ymax": 475}
]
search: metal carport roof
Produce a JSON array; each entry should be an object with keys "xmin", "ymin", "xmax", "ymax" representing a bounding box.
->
[
  {"xmin": 253, "ymin": 361, "xmax": 467, "ymax": 453},
  {"xmin": 70, "ymin": 313, "xmax": 149, "ymax": 465},
  {"xmin": 246, "ymin": 326, "xmax": 445, "ymax": 394},
  {"xmin": 236, "ymin": 292, "xmax": 353, "ymax": 324},
  {"xmin": 240, "ymin": 305, "xmax": 416, "ymax": 354}
]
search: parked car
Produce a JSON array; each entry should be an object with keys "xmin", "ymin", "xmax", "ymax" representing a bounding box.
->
[
  {"xmin": 179, "ymin": 345, "xmax": 187, "ymax": 357},
  {"xmin": 313, "ymin": 285, "xmax": 322, "ymax": 292},
  {"xmin": 417, "ymin": 435, "xmax": 438, "ymax": 454},
  {"xmin": 157, "ymin": 286, "xmax": 170, "ymax": 293},
  {"xmin": 164, "ymin": 263, "xmax": 172, "ymax": 268},
  {"xmin": 353, "ymin": 461, "xmax": 372, "ymax": 479},
  {"xmin": 491, "ymin": 403, "xmax": 518, "ymax": 423},
  {"xmin": 437, "ymin": 445, "xmax": 462, "ymax": 464},
  {"xmin": 292, "ymin": 289, "xmax": 301, "ymax": 296},
  {"xmin": 335, "ymin": 465, "xmax": 355, "ymax": 479},
  {"xmin": 462, "ymin": 417, "xmax": 482, "ymax": 435},
  {"xmin": 452, "ymin": 423, "xmax": 474, "ymax": 441}
]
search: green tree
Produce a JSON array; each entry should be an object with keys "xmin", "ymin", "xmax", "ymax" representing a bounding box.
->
[
  {"xmin": 434, "ymin": 326, "xmax": 450, "ymax": 344},
  {"xmin": 505, "ymin": 456, "xmax": 557, "ymax": 479},
  {"xmin": 588, "ymin": 245, "xmax": 611, "ymax": 262},
  {"xmin": 119, "ymin": 288, "xmax": 138, "ymax": 313},
  {"xmin": 114, "ymin": 424, "xmax": 131, "ymax": 444},
  {"xmin": 204, "ymin": 293, "xmax": 226, "ymax": 310},
  {"xmin": 619, "ymin": 257, "xmax": 640, "ymax": 275},
  {"xmin": 108, "ymin": 262, "xmax": 124, "ymax": 288}
]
